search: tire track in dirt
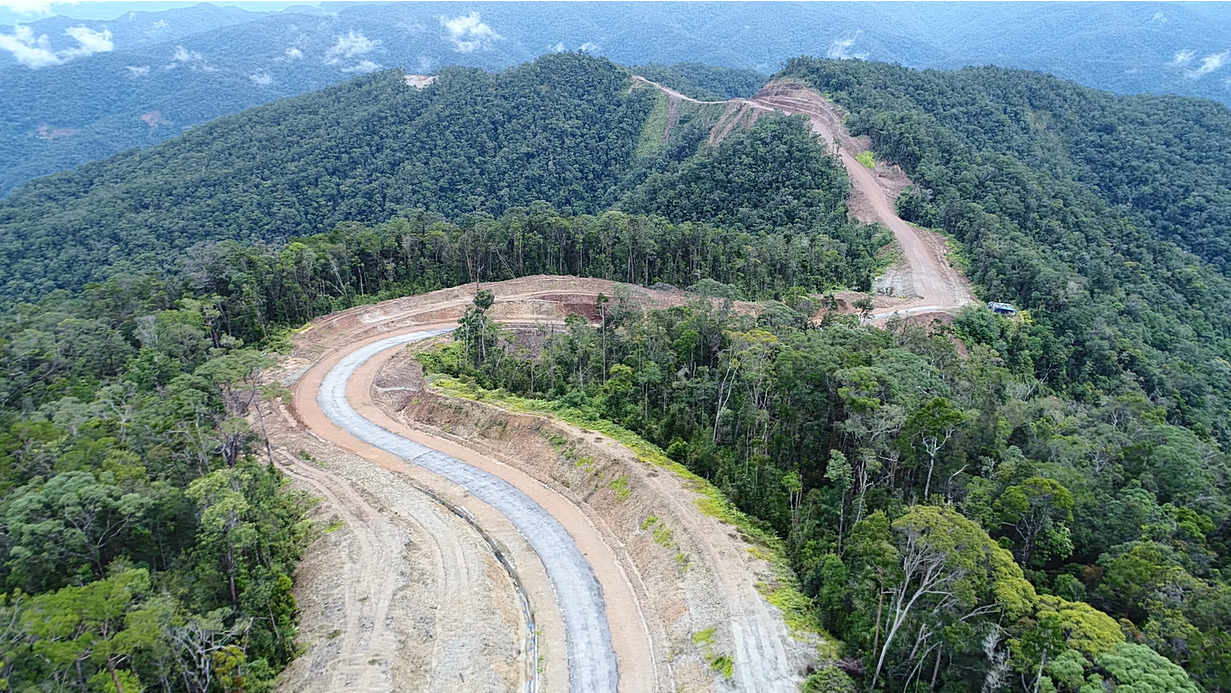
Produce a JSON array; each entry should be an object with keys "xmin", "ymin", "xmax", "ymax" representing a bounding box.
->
[
  {"xmin": 319, "ymin": 330, "xmax": 620, "ymax": 693},
  {"xmin": 275, "ymin": 453, "xmax": 398, "ymax": 691},
  {"xmin": 272, "ymin": 435, "xmax": 531, "ymax": 692}
]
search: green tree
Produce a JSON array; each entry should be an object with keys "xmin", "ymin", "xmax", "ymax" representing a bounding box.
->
[
  {"xmin": 4, "ymin": 471, "xmax": 153, "ymax": 590},
  {"xmin": 21, "ymin": 568, "xmax": 163, "ymax": 693},
  {"xmin": 1093, "ymin": 643, "xmax": 1202, "ymax": 693},
  {"xmin": 996, "ymin": 477, "xmax": 1075, "ymax": 566}
]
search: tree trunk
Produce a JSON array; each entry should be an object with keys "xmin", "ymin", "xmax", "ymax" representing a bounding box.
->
[{"xmin": 108, "ymin": 659, "xmax": 126, "ymax": 693}]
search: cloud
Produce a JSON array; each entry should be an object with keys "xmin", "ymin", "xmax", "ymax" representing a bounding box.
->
[
  {"xmin": 249, "ymin": 70, "xmax": 273, "ymax": 85},
  {"xmin": 549, "ymin": 41, "xmax": 564, "ymax": 53},
  {"xmin": 827, "ymin": 30, "xmax": 868, "ymax": 60},
  {"xmin": 0, "ymin": 23, "xmax": 111, "ymax": 68},
  {"xmin": 1171, "ymin": 49, "xmax": 1195, "ymax": 66},
  {"xmin": 1151, "ymin": 11, "xmax": 1167, "ymax": 23},
  {"xmin": 579, "ymin": 42, "xmax": 599, "ymax": 53},
  {"xmin": 441, "ymin": 11, "xmax": 497, "ymax": 53},
  {"xmin": 1187, "ymin": 51, "xmax": 1229, "ymax": 79},
  {"xmin": 64, "ymin": 25, "xmax": 111, "ymax": 54},
  {"xmin": 164, "ymin": 44, "xmax": 214, "ymax": 72},
  {"xmin": 341, "ymin": 59, "xmax": 379, "ymax": 73},
  {"xmin": 0, "ymin": 0, "xmax": 75, "ymax": 17},
  {"xmin": 284, "ymin": 47, "xmax": 303, "ymax": 60},
  {"xmin": 126, "ymin": 65, "xmax": 149, "ymax": 77},
  {"xmin": 172, "ymin": 45, "xmax": 203, "ymax": 62},
  {"xmin": 325, "ymin": 30, "xmax": 377, "ymax": 64}
]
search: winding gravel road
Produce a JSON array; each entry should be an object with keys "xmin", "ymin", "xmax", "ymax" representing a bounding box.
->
[{"xmin": 317, "ymin": 329, "xmax": 618, "ymax": 693}]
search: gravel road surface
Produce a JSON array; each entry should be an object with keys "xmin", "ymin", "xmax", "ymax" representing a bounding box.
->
[{"xmin": 317, "ymin": 329, "xmax": 619, "ymax": 693}]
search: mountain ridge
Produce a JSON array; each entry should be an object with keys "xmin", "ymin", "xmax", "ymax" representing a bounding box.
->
[{"xmin": 2, "ymin": 2, "xmax": 1230, "ymax": 197}]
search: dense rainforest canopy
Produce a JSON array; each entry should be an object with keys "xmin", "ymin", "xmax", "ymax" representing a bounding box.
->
[
  {"xmin": 1, "ymin": 51, "xmax": 1229, "ymax": 691},
  {"xmin": 0, "ymin": 53, "xmax": 655, "ymax": 303},
  {"xmin": 4, "ymin": 2, "xmax": 1229, "ymax": 201}
]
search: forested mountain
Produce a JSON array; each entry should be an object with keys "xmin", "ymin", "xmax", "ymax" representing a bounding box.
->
[
  {"xmin": 781, "ymin": 58, "xmax": 1231, "ymax": 441},
  {"xmin": 0, "ymin": 53, "xmax": 881, "ymax": 690},
  {"xmin": 0, "ymin": 54, "xmax": 655, "ymax": 302},
  {"xmin": 2, "ymin": 49, "xmax": 1230, "ymax": 691},
  {"xmin": 4, "ymin": 1, "xmax": 1231, "ymax": 197},
  {"xmin": 0, "ymin": 52, "xmax": 875, "ymax": 306},
  {"xmin": 0, "ymin": 2, "xmax": 258, "ymax": 68},
  {"xmin": 754, "ymin": 57, "xmax": 1231, "ymax": 689}
]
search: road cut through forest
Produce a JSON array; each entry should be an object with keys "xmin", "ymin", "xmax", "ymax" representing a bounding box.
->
[
  {"xmin": 272, "ymin": 277, "xmax": 821, "ymax": 692},
  {"xmin": 635, "ymin": 75, "xmax": 974, "ymax": 321},
  {"xmin": 272, "ymin": 76, "xmax": 980, "ymax": 693}
]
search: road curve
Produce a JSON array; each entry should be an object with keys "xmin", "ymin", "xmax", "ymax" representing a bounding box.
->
[{"xmin": 317, "ymin": 329, "xmax": 619, "ymax": 693}]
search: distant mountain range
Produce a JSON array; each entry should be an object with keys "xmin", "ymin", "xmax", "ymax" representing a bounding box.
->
[{"xmin": 2, "ymin": 1, "xmax": 1229, "ymax": 198}]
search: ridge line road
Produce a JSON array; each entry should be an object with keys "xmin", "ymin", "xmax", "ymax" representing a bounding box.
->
[
  {"xmin": 749, "ymin": 87, "xmax": 973, "ymax": 318},
  {"xmin": 634, "ymin": 75, "xmax": 973, "ymax": 320},
  {"xmin": 295, "ymin": 325, "xmax": 657, "ymax": 693},
  {"xmin": 285, "ymin": 278, "xmax": 818, "ymax": 693}
]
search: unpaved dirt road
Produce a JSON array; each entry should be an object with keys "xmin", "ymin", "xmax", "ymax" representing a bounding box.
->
[
  {"xmin": 635, "ymin": 76, "xmax": 973, "ymax": 320},
  {"xmin": 276, "ymin": 277, "xmax": 819, "ymax": 692},
  {"xmin": 320, "ymin": 329, "xmax": 619, "ymax": 693},
  {"xmin": 750, "ymin": 84, "xmax": 971, "ymax": 315}
]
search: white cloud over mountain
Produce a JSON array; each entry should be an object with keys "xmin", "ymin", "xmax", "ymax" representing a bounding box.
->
[
  {"xmin": 442, "ymin": 11, "xmax": 497, "ymax": 53},
  {"xmin": 1188, "ymin": 52, "xmax": 1229, "ymax": 79},
  {"xmin": 0, "ymin": 23, "xmax": 111, "ymax": 67},
  {"xmin": 827, "ymin": 30, "xmax": 868, "ymax": 60},
  {"xmin": 325, "ymin": 30, "xmax": 377, "ymax": 64}
]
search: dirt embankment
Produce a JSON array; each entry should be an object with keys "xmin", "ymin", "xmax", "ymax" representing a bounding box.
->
[
  {"xmin": 272, "ymin": 277, "xmax": 820, "ymax": 692},
  {"xmin": 376, "ymin": 348, "xmax": 818, "ymax": 692}
]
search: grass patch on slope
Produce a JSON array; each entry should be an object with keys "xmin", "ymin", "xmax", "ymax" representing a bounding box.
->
[{"xmin": 635, "ymin": 88, "xmax": 671, "ymax": 158}]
